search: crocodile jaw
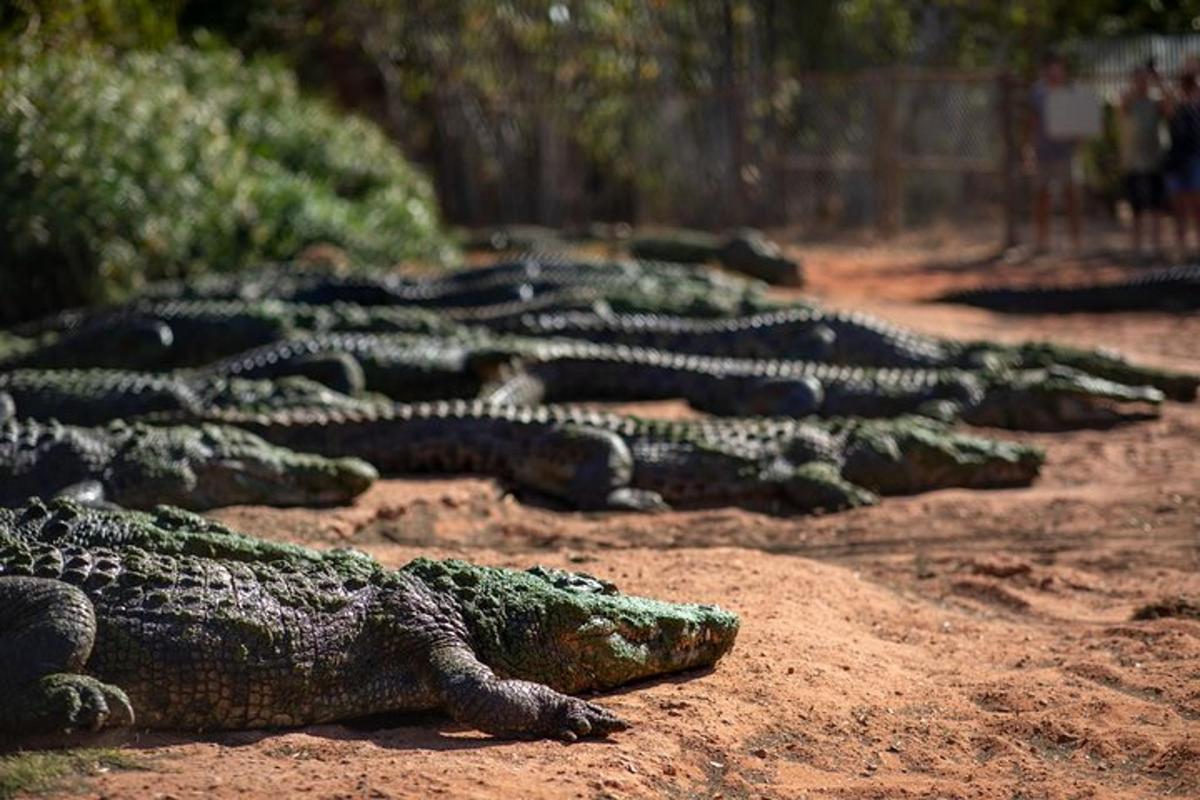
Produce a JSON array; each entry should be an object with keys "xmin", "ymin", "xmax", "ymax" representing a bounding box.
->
[{"xmin": 404, "ymin": 559, "xmax": 739, "ymax": 694}]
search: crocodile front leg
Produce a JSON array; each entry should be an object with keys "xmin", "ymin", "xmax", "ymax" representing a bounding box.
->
[
  {"xmin": 221, "ymin": 352, "xmax": 367, "ymax": 396},
  {"xmin": 478, "ymin": 371, "xmax": 549, "ymax": 406},
  {"xmin": 427, "ymin": 643, "xmax": 627, "ymax": 741},
  {"xmin": 510, "ymin": 424, "xmax": 666, "ymax": 511},
  {"xmin": 0, "ymin": 577, "xmax": 134, "ymax": 735}
]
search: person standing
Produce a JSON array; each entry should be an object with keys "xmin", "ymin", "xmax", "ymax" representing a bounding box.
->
[
  {"xmin": 1027, "ymin": 54, "xmax": 1083, "ymax": 253},
  {"xmin": 1119, "ymin": 64, "xmax": 1168, "ymax": 256},
  {"xmin": 1162, "ymin": 68, "xmax": 1200, "ymax": 255}
]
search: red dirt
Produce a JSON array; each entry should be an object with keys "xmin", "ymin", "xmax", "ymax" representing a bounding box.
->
[{"xmin": 58, "ymin": 233, "xmax": 1200, "ymax": 799}]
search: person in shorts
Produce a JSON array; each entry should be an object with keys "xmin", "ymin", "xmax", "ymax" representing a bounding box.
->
[
  {"xmin": 1163, "ymin": 68, "xmax": 1200, "ymax": 254},
  {"xmin": 1027, "ymin": 54, "xmax": 1083, "ymax": 253},
  {"xmin": 1119, "ymin": 64, "xmax": 1168, "ymax": 256}
]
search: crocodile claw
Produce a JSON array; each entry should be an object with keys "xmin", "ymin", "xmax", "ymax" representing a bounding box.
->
[
  {"xmin": 557, "ymin": 698, "xmax": 628, "ymax": 742},
  {"xmin": 35, "ymin": 674, "xmax": 136, "ymax": 733}
]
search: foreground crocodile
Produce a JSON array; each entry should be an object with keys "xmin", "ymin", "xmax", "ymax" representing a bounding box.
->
[
  {"xmin": 0, "ymin": 418, "xmax": 376, "ymax": 510},
  {"xmin": 0, "ymin": 499, "xmax": 738, "ymax": 738},
  {"xmin": 152, "ymin": 401, "xmax": 1042, "ymax": 513},
  {"xmin": 937, "ymin": 264, "xmax": 1200, "ymax": 313}
]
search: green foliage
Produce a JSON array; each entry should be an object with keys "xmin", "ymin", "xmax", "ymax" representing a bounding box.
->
[
  {"xmin": 0, "ymin": 748, "xmax": 145, "ymax": 799},
  {"xmin": 0, "ymin": 44, "xmax": 452, "ymax": 322},
  {"xmin": 0, "ymin": 0, "xmax": 180, "ymax": 61}
]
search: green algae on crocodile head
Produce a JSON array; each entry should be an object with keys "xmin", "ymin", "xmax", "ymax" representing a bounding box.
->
[
  {"xmin": 0, "ymin": 419, "xmax": 376, "ymax": 510},
  {"xmin": 837, "ymin": 416, "xmax": 1044, "ymax": 495},
  {"xmin": 967, "ymin": 366, "xmax": 1164, "ymax": 431},
  {"xmin": 401, "ymin": 558, "xmax": 739, "ymax": 695}
]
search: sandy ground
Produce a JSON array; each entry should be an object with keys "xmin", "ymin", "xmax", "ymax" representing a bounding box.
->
[{"xmin": 50, "ymin": 231, "xmax": 1200, "ymax": 799}]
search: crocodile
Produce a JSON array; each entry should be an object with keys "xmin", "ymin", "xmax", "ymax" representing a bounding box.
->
[
  {"xmin": 937, "ymin": 265, "xmax": 1200, "ymax": 313},
  {"xmin": 2, "ymin": 284, "xmax": 763, "ymax": 372},
  {"xmin": 628, "ymin": 229, "xmax": 725, "ymax": 264},
  {"xmin": 5, "ymin": 300, "xmax": 453, "ymax": 370},
  {"xmin": 466, "ymin": 339, "xmax": 1164, "ymax": 430},
  {"xmin": 202, "ymin": 332, "xmax": 495, "ymax": 402},
  {"xmin": 0, "ymin": 498, "xmax": 737, "ymax": 739},
  {"xmin": 483, "ymin": 306, "xmax": 968, "ymax": 366},
  {"xmin": 627, "ymin": 228, "xmax": 803, "ymax": 286},
  {"xmin": 0, "ymin": 418, "xmax": 376, "ymax": 510},
  {"xmin": 628, "ymin": 413, "xmax": 1045, "ymax": 496},
  {"xmin": 0, "ymin": 369, "xmax": 377, "ymax": 427},
  {"xmin": 152, "ymin": 400, "xmax": 1043, "ymax": 512},
  {"xmin": 132, "ymin": 257, "xmax": 772, "ymax": 317},
  {"xmin": 145, "ymin": 399, "xmax": 872, "ymax": 514},
  {"xmin": 203, "ymin": 332, "xmax": 1164, "ymax": 431},
  {"xmin": 481, "ymin": 307, "xmax": 1200, "ymax": 401},
  {"xmin": 717, "ymin": 228, "xmax": 804, "ymax": 286},
  {"xmin": 0, "ymin": 318, "xmax": 175, "ymax": 371}
]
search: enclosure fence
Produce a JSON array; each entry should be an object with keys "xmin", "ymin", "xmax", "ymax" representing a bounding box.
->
[
  {"xmin": 428, "ymin": 68, "xmax": 1021, "ymax": 238},
  {"xmin": 425, "ymin": 35, "xmax": 1200, "ymax": 240}
]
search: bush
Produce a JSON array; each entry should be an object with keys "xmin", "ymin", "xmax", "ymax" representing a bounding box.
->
[{"xmin": 0, "ymin": 43, "xmax": 453, "ymax": 323}]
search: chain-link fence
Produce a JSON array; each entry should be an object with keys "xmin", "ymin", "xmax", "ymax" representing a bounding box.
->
[
  {"xmin": 426, "ymin": 35, "xmax": 1200, "ymax": 239},
  {"xmin": 429, "ymin": 68, "xmax": 1015, "ymax": 235}
]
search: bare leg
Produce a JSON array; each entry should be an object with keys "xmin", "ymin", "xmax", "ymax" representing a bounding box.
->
[
  {"xmin": 1173, "ymin": 193, "xmax": 1187, "ymax": 254},
  {"xmin": 1033, "ymin": 185, "xmax": 1051, "ymax": 252},
  {"xmin": 1064, "ymin": 182, "xmax": 1082, "ymax": 253},
  {"xmin": 1189, "ymin": 193, "xmax": 1200, "ymax": 256}
]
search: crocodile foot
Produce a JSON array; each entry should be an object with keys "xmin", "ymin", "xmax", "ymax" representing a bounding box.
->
[
  {"xmin": 546, "ymin": 696, "xmax": 629, "ymax": 742},
  {"xmin": 14, "ymin": 674, "xmax": 135, "ymax": 734},
  {"xmin": 603, "ymin": 488, "xmax": 669, "ymax": 512}
]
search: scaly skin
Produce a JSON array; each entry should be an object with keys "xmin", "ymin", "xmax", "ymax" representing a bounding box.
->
[
  {"xmin": 0, "ymin": 369, "xmax": 204, "ymax": 425},
  {"xmin": 0, "ymin": 369, "xmax": 377, "ymax": 427},
  {"xmin": 483, "ymin": 306, "xmax": 960, "ymax": 366},
  {"xmin": 0, "ymin": 418, "xmax": 376, "ymax": 510},
  {"xmin": 967, "ymin": 341, "xmax": 1199, "ymax": 403},
  {"xmin": 938, "ymin": 264, "xmax": 1200, "ymax": 313},
  {"xmin": 9, "ymin": 300, "xmax": 301, "ymax": 369},
  {"xmin": 152, "ymin": 400, "xmax": 1042, "ymax": 511},
  {"xmin": 470, "ymin": 338, "xmax": 1164, "ymax": 430},
  {"xmin": 7, "ymin": 299, "xmax": 453, "ymax": 370},
  {"xmin": 0, "ymin": 499, "xmax": 737, "ymax": 739},
  {"xmin": 200, "ymin": 333, "xmax": 1163, "ymax": 430},
  {"xmin": 147, "ymin": 399, "xmax": 873, "ymax": 514},
  {"xmin": 628, "ymin": 229, "xmax": 724, "ymax": 263},
  {"xmin": 653, "ymin": 414, "xmax": 1045, "ymax": 496},
  {"xmin": 136, "ymin": 257, "xmax": 771, "ymax": 317},
  {"xmin": 482, "ymin": 307, "xmax": 1200, "ymax": 400},
  {"xmin": 203, "ymin": 333, "xmax": 495, "ymax": 402},
  {"xmin": 0, "ymin": 319, "xmax": 175, "ymax": 371},
  {"xmin": 962, "ymin": 366, "xmax": 1163, "ymax": 430}
]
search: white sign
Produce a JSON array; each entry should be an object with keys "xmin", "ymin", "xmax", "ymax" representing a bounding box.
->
[{"xmin": 1044, "ymin": 86, "xmax": 1102, "ymax": 140}]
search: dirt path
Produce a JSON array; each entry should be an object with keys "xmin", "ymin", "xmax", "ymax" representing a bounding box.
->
[{"xmin": 55, "ymin": 238, "xmax": 1200, "ymax": 799}]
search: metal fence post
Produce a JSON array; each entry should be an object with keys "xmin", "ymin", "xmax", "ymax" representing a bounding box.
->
[
  {"xmin": 873, "ymin": 68, "xmax": 901, "ymax": 238},
  {"xmin": 999, "ymin": 71, "xmax": 1021, "ymax": 249}
]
